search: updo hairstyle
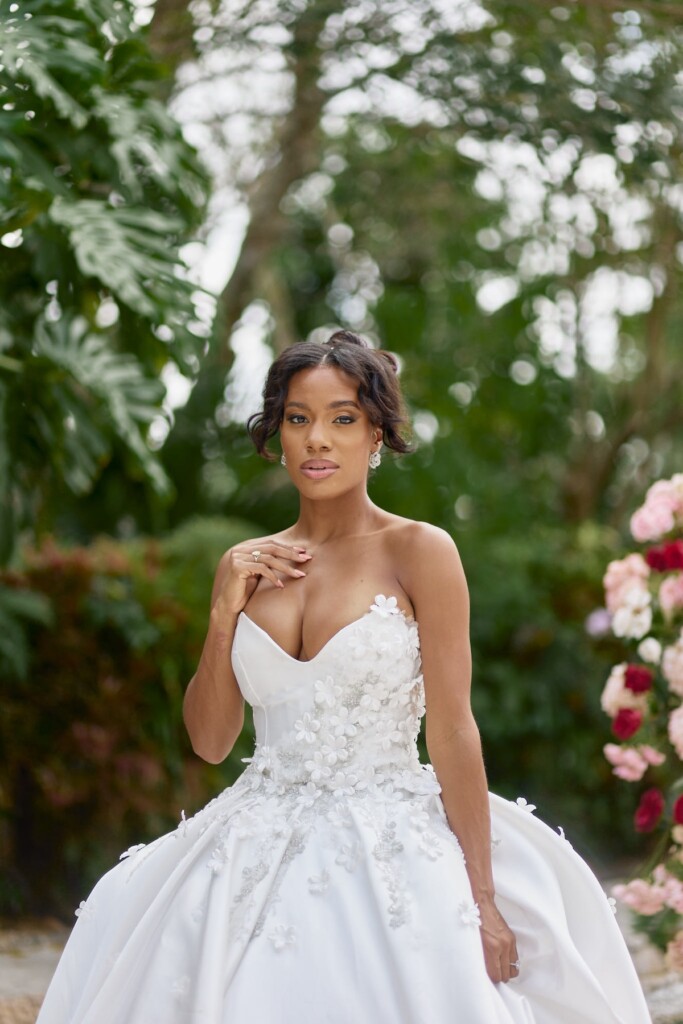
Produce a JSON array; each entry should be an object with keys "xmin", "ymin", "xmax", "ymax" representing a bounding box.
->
[{"xmin": 246, "ymin": 330, "xmax": 414, "ymax": 461}]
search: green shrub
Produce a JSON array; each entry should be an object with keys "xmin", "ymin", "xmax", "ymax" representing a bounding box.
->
[{"xmin": 0, "ymin": 517, "xmax": 260, "ymax": 917}]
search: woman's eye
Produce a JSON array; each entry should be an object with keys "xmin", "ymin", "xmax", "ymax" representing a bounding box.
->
[
  {"xmin": 335, "ymin": 416, "xmax": 356, "ymax": 424},
  {"xmin": 286, "ymin": 415, "xmax": 307, "ymax": 424}
]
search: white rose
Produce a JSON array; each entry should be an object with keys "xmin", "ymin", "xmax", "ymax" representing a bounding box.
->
[
  {"xmin": 600, "ymin": 663, "xmax": 648, "ymax": 718},
  {"xmin": 638, "ymin": 637, "xmax": 662, "ymax": 665},
  {"xmin": 612, "ymin": 586, "xmax": 652, "ymax": 640}
]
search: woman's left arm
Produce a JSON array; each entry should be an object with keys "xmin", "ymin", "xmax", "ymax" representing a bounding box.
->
[{"xmin": 400, "ymin": 522, "xmax": 519, "ymax": 985}]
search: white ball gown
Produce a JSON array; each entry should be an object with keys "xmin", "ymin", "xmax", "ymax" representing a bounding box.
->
[{"xmin": 37, "ymin": 594, "xmax": 651, "ymax": 1023}]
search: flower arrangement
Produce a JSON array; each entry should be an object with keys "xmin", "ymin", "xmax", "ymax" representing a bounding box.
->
[{"xmin": 599, "ymin": 473, "xmax": 683, "ymax": 968}]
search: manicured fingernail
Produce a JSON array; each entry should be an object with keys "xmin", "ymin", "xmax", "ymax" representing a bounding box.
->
[
  {"xmin": 277, "ymin": 580, "xmax": 284, "ymax": 588},
  {"xmin": 294, "ymin": 570, "xmax": 306, "ymax": 577},
  {"xmin": 298, "ymin": 552, "xmax": 312, "ymax": 559}
]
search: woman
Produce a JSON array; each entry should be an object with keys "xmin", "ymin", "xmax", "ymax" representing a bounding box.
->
[{"xmin": 38, "ymin": 330, "xmax": 650, "ymax": 1023}]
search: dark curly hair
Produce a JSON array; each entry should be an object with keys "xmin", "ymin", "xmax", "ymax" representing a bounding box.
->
[{"xmin": 246, "ymin": 330, "xmax": 414, "ymax": 461}]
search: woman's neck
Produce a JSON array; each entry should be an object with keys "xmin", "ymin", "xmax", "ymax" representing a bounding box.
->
[{"xmin": 291, "ymin": 493, "xmax": 381, "ymax": 547}]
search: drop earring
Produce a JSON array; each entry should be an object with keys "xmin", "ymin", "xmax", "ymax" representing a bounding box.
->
[
  {"xmin": 280, "ymin": 453, "xmax": 287, "ymax": 466},
  {"xmin": 369, "ymin": 449, "xmax": 381, "ymax": 469}
]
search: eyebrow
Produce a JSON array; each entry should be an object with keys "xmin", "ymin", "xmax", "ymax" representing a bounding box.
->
[{"xmin": 284, "ymin": 400, "xmax": 361, "ymax": 410}]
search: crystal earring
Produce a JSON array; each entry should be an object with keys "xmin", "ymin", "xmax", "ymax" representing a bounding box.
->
[
  {"xmin": 369, "ymin": 449, "xmax": 381, "ymax": 469},
  {"xmin": 280, "ymin": 453, "xmax": 287, "ymax": 466}
]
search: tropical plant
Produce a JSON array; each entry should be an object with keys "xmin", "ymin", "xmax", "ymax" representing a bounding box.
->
[{"xmin": 0, "ymin": 0, "xmax": 210, "ymax": 565}]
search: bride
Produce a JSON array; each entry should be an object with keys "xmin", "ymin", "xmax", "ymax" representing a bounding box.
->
[{"xmin": 37, "ymin": 329, "xmax": 650, "ymax": 1023}]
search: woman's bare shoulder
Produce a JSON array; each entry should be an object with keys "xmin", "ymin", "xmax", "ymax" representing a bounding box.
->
[{"xmin": 383, "ymin": 515, "xmax": 459, "ymax": 559}]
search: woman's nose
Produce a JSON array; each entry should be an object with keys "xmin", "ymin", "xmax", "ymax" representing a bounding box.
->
[{"xmin": 305, "ymin": 423, "xmax": 331, "ymax": 449}]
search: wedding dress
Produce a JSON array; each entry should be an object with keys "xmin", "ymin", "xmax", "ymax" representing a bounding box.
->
[{"xmin": 37, "ymin": 594, "xmax": 651, "ymax": 1023}]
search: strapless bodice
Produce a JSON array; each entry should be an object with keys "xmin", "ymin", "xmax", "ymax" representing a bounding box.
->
[{"xmin": 230, "ymin": 594, "xmax": 439, "ymax": 798}]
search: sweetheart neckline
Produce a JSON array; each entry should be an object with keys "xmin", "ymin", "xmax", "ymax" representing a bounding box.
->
[{"xmin": 238, "ymin": 594, "xmax": 416, "ymax": 665}]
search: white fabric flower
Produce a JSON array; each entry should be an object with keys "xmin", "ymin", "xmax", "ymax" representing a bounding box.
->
[
  {"xmin": 328, "ymin": 708, "xmax": 357, "ymax": 737},
  {"xmin": 314, "ymin": 676, "xmax": 342, "ymax": 709},
  {"xmin": 320, "ymin": 733, "xmax": 348, "ymax": 765},
  {"xmin": 269, "ymin": 923, "xmax": 296, "ymax": 951},
  {"xmin": 371, "ymin": 594, "xmax": 400, "ymax": 617},
  {"xmin": 75, "ymin": 898, "xmax": 96, "ymax": 921},
  {"xmin": 515, "ymin": 797, "xmax": 536, "ymax": 813},
  {"xmin": 171, "ymin": 975, "xmax": 190, "ymax": 1002},
  {"xmin": 304, "ymin": 751, "xmax": 332, "ymax": 784},
  {"xmin": 307, "ymin": 871, "xmax": 330, "ymax": 895},
  {"xmin": 336, "ymin": 842, "xmax": 361, "ymax": 872},
  {"xmin": 119, "ymin": 843, "xmax": 146, "ymax": 861},
  {"xmin": 330, "ymin": 770, "xmax": 357, "ymax": 798},
  {"xmin": 458, "ymin": 899, "xmax": 481, "ymax": 926},
  {"xmin": 294, "ymin": 713, "xmax": 320, "ymax": 743}
]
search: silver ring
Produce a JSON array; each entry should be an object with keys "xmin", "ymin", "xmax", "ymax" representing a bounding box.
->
[
  {"xmin": 510, "ymin": 960, "xmax": 520, "ymax": 970},
  {"xmin": 252, "ymin": 550, "xmax": 261, "ymax": 562}
]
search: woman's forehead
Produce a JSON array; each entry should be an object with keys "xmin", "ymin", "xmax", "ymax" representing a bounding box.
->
[{"xmin": 285, "ymin": 365, "xmax": 359, "ymax": 402}]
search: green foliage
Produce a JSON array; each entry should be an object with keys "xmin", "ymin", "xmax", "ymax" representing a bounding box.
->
[
  {"xmin": 0, "ymin": 517, "xmax": 259, "ymax": 917},
  {"xmin": 0, "ymin": 582, "xmax": 53, "ymax": 680},
  {"xmin": 0, "ymin": 0, "xmax": 211, "ymax": 561}
]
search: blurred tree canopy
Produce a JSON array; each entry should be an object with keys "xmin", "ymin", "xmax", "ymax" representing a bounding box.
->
[{"xmin": 1, "ymin": 0, "xmax": 683, "ymax": 879}]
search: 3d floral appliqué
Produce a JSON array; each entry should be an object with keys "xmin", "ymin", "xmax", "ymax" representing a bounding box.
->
[{"xmin": 458, "ymin": 899, "xmax": 481, "ymax": 927}]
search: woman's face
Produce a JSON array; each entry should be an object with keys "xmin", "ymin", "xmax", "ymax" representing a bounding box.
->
[{"xmin": 279, "ymin": 365, "xmax": 382, "ymax": 494}]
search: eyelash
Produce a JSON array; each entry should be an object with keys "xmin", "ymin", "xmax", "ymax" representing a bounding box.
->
[{"xmin": 286, "ymin": 415, "xmax": 356, "ymax": 425}]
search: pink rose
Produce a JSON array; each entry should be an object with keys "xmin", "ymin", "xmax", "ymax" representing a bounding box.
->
[
  {"xmin": 639, "ymin": 745, "xmax": 666, "ymax": 767},
  {"xmin": 603, "ymin": 744, "xmax": 647, "ymax": 781},
  {"xmin": 664, "ymin": 877, "xmax": 683, "ymax": 914},
  {"xmin": 603, "ymin": 744, "xmax": 665, "ymax": 782},
  {"xmin": 631, "ymin": 478, "xmax": 681, "ymax": 542},
  {"xmin": 603, "ymin": 554, "xmax": 650, "ymax": 613},
  {"xmin": 660, "ymin": 575, "xmax": 683, "ymax": 619},
  {"xmin": 631, "ymin": 501, "xmax": 676, "ymax": 543},
  {"xmin": 668, "ymin": 706, "xmax": 683, "ymax": 759},
  {"xmin": 663, "ymin": 634, "xmax": 683, "ymax": 697},
  {"xmin": 612, "ymin": 878, "xmax": 666, "ymax": 915},
  {"xmin": 665, "ymin": 931, "xmax": 683, "ymax": 972}
]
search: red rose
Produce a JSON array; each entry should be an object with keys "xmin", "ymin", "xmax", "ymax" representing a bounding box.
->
[
  {"xmin": 646, "ymin": 546, "xmax": 667, "ymax": 571},
  {"xmin": 634, "ymin": 787, "xmax": 665, "ymax": 832},
  {"xmin": 646, "ymin": 541, "xmax": 683, "ymax": 571},
  {"xmin": 674, "ymin": 795, "xmax": 683, "ymax": 826},
  {"xmin": 664, "ymin": 540, "xmax": 683, "ymax": 571},
  {"xmin": 624, "ymin": 664, "xmax": 654, "ymax": 694},
  {"xmin": 612, "ymin": 708, "xmax": 643, "ymax": 740}
]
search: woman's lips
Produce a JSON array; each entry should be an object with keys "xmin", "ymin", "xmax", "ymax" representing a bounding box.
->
[{"xmin": 300, "ymin": 466, "xmax": 338, "ymax": 479}]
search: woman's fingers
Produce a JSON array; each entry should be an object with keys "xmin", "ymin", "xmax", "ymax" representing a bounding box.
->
[
  {"xmin": 240, "ymin": 543, "xmax": 311, "ymax": 568},
  {"xmin": 244, "ymin": 552, "xmax": 309, "ymax": 580},
  {"xmin": 229, "ymin": 542, "xmax": 313, "ymax": 593},
  {"xmin": 480, "ymin": 913, "xmax": 519, "ymax": 984}
]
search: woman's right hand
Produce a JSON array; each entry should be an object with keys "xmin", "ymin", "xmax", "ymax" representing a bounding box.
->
[{"xmin": 213, "ymin": 539, "xmax": 313, "ymax": 616}]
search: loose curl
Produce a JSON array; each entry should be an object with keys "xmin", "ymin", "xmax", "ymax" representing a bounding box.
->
[{"xmin": 247, "ymin": 330, "xmax": 414, "ymax": 461}]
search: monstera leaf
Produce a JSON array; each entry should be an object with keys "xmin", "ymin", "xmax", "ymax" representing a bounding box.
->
[
  {"xmin": 48, "ymin": 198, "xmax": 194, "ymax": 320},
  {"xmin": 29, "ymin": 315, "xmax": 170, "ymax": 495}
]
